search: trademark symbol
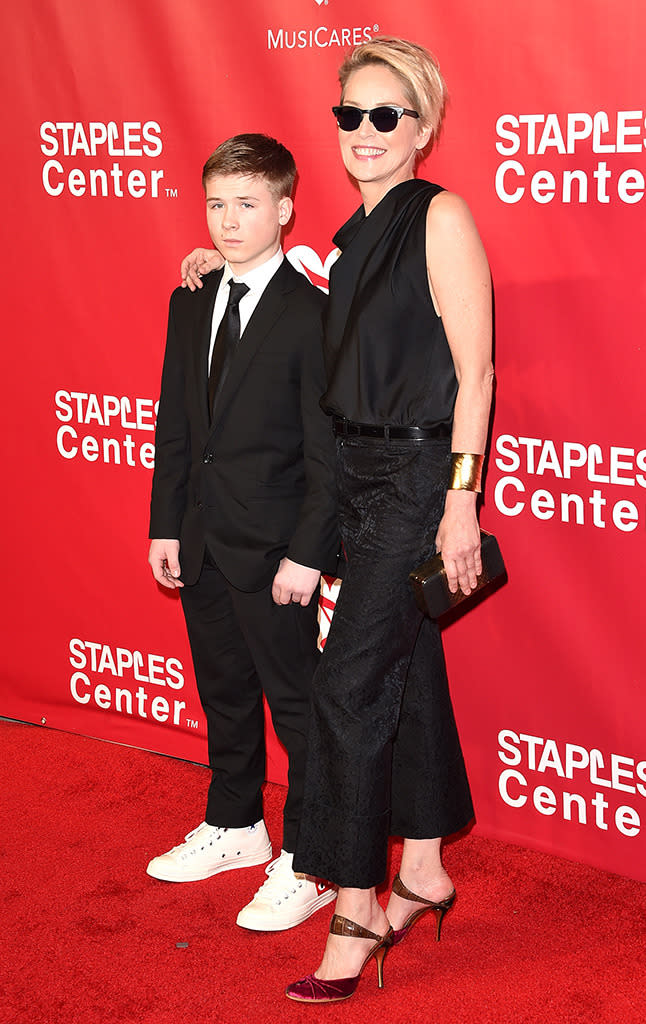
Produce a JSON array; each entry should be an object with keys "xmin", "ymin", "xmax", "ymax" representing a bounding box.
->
[
  {"xmin": 186, "ymin": 718, "xmax": 200, "ymax": 729},
  {"xmin": 165, "ymin": 187, "xmax": 179, "ymax": 198},
  {"xmin": 373, "ymin": 24, "xmax": 379, "ymax": 31}
]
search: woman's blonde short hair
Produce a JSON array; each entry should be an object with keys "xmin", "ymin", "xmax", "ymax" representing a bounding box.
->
[{"xmin": 338, "ymin": 36, "xmax": 448, "ymax": 148}]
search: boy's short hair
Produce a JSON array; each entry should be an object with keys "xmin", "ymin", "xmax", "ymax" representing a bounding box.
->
[{"xmin": 202, "ymin": 134, "xmax": 296, "ymax": 199}]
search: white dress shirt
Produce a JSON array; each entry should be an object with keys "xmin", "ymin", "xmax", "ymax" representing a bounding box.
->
[{"xmin": 208, "ymin": 249, "xmax": 284, "ymax": 370}]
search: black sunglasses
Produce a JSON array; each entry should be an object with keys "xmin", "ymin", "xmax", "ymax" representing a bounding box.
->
[{"xmin": 332, "ymin": 105, "xmax": 420, "ymax": 134}]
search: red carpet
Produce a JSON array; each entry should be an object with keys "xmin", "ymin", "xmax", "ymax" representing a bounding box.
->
[{"xmin": 1, "ymin": 718, "xmax": 644, "ymax": 1024}]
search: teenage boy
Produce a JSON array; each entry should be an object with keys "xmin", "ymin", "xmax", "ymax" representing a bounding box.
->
[{"xmin": 147, "ymin": 134, "xmax": 338, "ymax": 931}]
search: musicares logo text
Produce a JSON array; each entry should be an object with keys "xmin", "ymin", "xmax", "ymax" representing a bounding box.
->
[{"xmin": 267, "ymin": 25, "xmax": 377, "ymax": 50}]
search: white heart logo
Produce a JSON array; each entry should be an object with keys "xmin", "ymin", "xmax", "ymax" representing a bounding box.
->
[
  {"xmin": 313, "ymin": 0, "xmax": 326, "ymax": 6},
  {"xmin": 287, "ymin": 244, "xmax": 340, "ymax": 292}
]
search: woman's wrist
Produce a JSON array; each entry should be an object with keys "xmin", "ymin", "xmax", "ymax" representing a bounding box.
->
[{"xmin": 443, "ymin": 487, "xmax": 478, "ymax": 512}]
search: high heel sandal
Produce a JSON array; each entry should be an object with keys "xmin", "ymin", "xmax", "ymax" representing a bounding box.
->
[
  {"xmin": 285, "ymin": 914, "xmax": 394, "ymax": 1003},
  {"xmin": 390, "ymin": 874, "xmax": 456, "ymax": 946}
]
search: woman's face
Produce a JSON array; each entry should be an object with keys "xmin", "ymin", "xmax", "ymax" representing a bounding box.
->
[{"xmin": 337, "ymin": 64, "xmax": 431, "ymax": 201}]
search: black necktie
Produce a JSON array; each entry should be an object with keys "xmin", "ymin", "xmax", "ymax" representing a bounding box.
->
[{"xmin": 208, "ymin": 280, "xmax": 250, "ymax": 417}]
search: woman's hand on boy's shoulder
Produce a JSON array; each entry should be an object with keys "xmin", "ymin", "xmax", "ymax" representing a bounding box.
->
[{"xmin": 180, "ymin": 248, "xmax": 225, "ymax": 290}]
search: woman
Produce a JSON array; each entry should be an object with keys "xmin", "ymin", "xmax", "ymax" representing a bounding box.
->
[
  {"xmin": 182, "ymin": 36, "xmax": 493, "ymax": 1003},
  {"xmin": 286, "ymin": 36, "xmax": 492, "ymax": 1002}
]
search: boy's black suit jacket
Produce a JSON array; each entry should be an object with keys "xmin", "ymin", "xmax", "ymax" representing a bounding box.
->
[{"xmin": 150, "ymin": 259, "xmax": 339, "ymax": 591}]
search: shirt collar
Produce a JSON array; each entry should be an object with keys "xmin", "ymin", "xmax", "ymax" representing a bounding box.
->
[{"xmin": 222, "ymin": 248, "xmax": 284, "ymax": 293}]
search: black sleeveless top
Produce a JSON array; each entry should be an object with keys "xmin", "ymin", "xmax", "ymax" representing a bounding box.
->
[{"xmin": 321, "ymin": 178, "xmax": 458, "ymax": 429}]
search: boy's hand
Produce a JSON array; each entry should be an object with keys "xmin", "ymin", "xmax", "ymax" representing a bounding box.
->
[
  {"xmin": 272, "ymin": 558, "xmax": 321, "ymax": 607},
  {"xmin": 181, "ymin": 248, "xmax": 225, "ymax": 290},
  {"xmin": 149, "ymin": 539, "xmax": 184, "ymax": 589}
]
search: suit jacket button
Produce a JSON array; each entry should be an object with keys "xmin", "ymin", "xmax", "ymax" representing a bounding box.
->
[
  {"xmin": 196, "ymin": 501, "xmax": 204, "ymax": 511},
  {"xmin": 203, "ymin": 453, "xmax": 214, "ymax": 464}
]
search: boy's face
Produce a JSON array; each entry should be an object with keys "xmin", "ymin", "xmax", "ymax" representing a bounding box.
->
[{"xmin": 205, "ymin": 173, "xmax": 292, "ymax": 274}]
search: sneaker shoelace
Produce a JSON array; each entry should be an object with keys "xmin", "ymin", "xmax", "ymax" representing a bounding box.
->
[
  {"xmin": 171, "ymin": 822, "xmax": 259, "ymax": 860},
  {"xmin": 174, "ymin": 824, "xmax": 225, "ymax": 857},
  {"xmin": 253, "ymin": 856, "xmax": 303, "ymax": 905}
]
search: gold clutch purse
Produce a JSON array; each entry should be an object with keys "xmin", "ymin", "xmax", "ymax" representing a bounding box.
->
[{"xmin": 409, "ymin": 531, "xmax": 506, "ymax": 618}]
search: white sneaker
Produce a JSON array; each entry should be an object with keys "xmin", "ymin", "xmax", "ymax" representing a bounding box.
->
[
  {"xmin": 236, "ymin": 850, "xmax": 336, "ymax": 931},
  {"xmin": 146, "ymin": 820, "xmax": 272, "ymax": 882}
]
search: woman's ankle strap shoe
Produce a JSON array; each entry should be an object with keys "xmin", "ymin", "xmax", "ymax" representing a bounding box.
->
[
  {"xmin": 285, "ymin": 918, "xmax": 394, "ymax": 1003},
  {"xmin": 391, "ymin": 873, "xmax": 456, "ymax": 945},
  {"xmin": 329, "ymin": 914, "xmax": 383, "ymax": 940}
]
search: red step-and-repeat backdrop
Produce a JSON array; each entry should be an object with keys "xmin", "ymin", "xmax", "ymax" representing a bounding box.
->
[{"xmin": 2, "ymin": 1, "xmax": 645, "ymax": 882}]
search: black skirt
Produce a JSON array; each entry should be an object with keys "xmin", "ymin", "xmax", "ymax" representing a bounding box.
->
[{"xmin": 293, "ymin": 436, "xmax": 474, "ymax": 888}]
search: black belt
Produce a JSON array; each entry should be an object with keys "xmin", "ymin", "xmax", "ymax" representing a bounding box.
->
[{"xmin": 332, "ymin": 417, "xmax": 450, "ymax": 440}]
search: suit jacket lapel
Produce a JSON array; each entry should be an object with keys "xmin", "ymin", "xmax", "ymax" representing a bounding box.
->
[
  {"xmin": 193, "ymin": 270, "xmax": 223, "ymax": 431},
  {"xmin": 209, "ymin": 262, "xmax": 291, "ymax": 433}
]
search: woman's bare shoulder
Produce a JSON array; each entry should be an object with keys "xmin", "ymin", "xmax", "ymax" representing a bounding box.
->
[{"xmin": 426, "ymin": 189, "xmax": 476, "ymax": 231}]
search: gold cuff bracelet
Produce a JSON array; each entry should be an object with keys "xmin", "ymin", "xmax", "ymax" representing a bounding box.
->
[{"xmin": 449, "ymin": 453, "xmax": 484, "ymax": 492}]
